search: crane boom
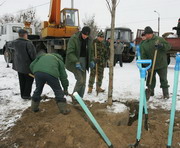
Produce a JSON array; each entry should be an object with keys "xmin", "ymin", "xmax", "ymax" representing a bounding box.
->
[
  {"xmin": 41, "ymin": 0, "xmax": 79, "ymax": 38},
  {"xmin": 48, "ymin": 0, "xmax": 61, "ymax": 26}
]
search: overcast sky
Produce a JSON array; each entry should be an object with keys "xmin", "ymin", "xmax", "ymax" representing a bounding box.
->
[{"xmin": 0, "ymin": 0, "xmax": 179, "ymax": 36}]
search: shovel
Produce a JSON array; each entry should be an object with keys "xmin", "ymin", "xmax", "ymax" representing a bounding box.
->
[
  {"xmin": 129, "ymin": 59, "xmax": 152, "ymax": 148},
  {"xmin": 94, "ymin": 43, "xmax": 99, "ymax": 96},
  {"xmin": 135, "ymin": 45, "xmax": 149, "ymax": 130},
  {"xmin": 146, "ymin": 40, "xmax": 159, "ymax": 100},
  {"xmin": 167, "ymin": 53, "xmax": 180, "ymax": 148}
]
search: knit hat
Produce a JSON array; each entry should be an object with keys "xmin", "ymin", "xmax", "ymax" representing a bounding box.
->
[
  {"xmin": 97, "ymin": 30, "xmax": 104, "ymax": 37},
  {"xmin": 81, "ymin": 26, "xmax": 91, "ymax": 35},
  {"xmin": 144, "ymin": 26, "xmax": 153, "ymax": 35}
]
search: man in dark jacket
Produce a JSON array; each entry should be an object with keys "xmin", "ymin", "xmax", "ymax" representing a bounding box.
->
[
  {"xmin": 30, "ymin": 45, "xmax": 70, "ymax": 115},
  {"xmin": 141, "ymin": 26, "xmax": 171, "ymax": 99},
  {"xmin": 12, "ymin": 29, "xmax": 36, "ymax": 99},
  {"xmin": 173, "ymin": 18, "xmax": 180, "ymax": 37},
  {"xmin": 66, "ymin": 26, "xmax": 95, "ymax": 98}
]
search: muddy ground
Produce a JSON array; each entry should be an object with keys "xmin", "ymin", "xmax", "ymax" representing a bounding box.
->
[{"xmin": 0, "ymin": 99, "xmax": 180, "ymax": 148}]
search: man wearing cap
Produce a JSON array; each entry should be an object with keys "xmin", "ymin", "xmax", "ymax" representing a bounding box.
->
[
  {"xmin": 88, "ymin": 31, "xmax": 108, "ymax": 93},
  {"xmin": 114, "ymin": 39, "xmax": 124, "ymax": 67},
  {"xmin": 141, "ymin": 26, "xmax": 171, "ymax": 99},
  {"xmin": 11, "ymin": 29, "xmax": 36, "ymax": 99},
  {"xmin": 66, "ymin": 26, "xmax": 95, "ymax": 98},
  {"xmin": 173, "ymin": 18, "xmax": 180, "ymax": 37}
]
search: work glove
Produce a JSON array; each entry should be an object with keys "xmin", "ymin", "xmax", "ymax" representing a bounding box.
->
[
  {"xmin": 155, "ymin": 43, "xmax": 164, "ymax": 49},
  {"xmin": 75, "ymin": 63, "xmax": 84, "ymax": 72},
  {"xmin": 90, "ymin": 61, "xmax": 95, "ymax": 69}
]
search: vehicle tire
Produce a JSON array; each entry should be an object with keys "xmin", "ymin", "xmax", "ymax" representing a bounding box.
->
[{"xmin": 3, "ymin": 46, "xmax": 12, "ymax": 63}]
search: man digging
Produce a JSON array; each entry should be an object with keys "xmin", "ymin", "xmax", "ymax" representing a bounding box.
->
[{"xmin": 30, "ymin": 43, "xmax": 70, "ymax": 115}]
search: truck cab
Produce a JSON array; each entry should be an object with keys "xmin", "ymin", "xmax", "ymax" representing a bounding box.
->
[
  {"xmin": 0, "ymin": 23, "xmax": 35, "ymax": 54},
  {"xmin": 105, "ymin": 27, "xmax": 135, "ymax": 63}
]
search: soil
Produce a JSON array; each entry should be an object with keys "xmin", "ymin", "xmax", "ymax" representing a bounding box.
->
[{"xmin": 0, "ymin": 99, "xmax": 180, "ymax": 148}]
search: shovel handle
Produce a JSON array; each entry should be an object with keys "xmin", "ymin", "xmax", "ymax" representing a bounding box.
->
[
  {"xmin": 175, "ymin": 53, "xmax": 180, "ymax": 71},
  {"xmin": 136, "ymin": 60, "xmax": 152, "ymax": 71},
  {"xmin": 136, "ymin": 45, "xmax": 141, "ymax": 58},
  {"xmin": 130, "ymin": 43, "xmax": 135, "ymax": 48}
]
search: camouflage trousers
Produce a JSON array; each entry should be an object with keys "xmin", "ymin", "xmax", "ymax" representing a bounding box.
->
[{"xmin": 88, "ymin": 64, "xmax": 104, "ymax": 88}]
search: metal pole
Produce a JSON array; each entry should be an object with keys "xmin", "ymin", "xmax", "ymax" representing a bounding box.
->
[
  {"xmin": 158, "ymin": 16, "xmax": 160, "ymax": 36},
  {"xmin": 71, "ymin": 0, "xmax": 74, "ymax": 8},
  {"xmin": 154, "ymin": 10, "xmax": 160, "ymax": 36}
]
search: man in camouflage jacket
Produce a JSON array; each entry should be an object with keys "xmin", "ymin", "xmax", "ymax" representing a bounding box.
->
[{"xmin": 88, "ymin": 31, "xmax": 108, "ymax": 93}]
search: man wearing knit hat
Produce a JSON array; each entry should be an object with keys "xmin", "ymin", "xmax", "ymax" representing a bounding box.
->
[
  {"xmin": 141, "ymin": 26, "xmax": 171, "ymax": 99},
  {"xmin": 88, "ymin": 30, "xmax": 108, "ymax": 94},
  {"xmin": 173, "ymin": 18, "xmax": 180, "ymax": 37},
  {"xmin": 66, "ymin": 26, "xmax": 95, "ymax": 98}
]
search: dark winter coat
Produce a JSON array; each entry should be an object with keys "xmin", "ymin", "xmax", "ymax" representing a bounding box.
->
[
  {"xmin": 11, "ymin": 38, "xmax": 36, "ymax": 74},
  {"xmin": 65, "ymin": 32, "xmax": 94, "ymax": 72},
  {"xmin": 141, "ymin": 35, "xmax": 171, "ymax": 70},
  {"xmin": 177, "ymin": 22, "xmax": 180, "ymax": 37},
  {"xmin": 30, "ymin": 53, "xmax": 69, "ymax": 91}
]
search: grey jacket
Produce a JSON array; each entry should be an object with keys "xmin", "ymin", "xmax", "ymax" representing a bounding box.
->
[
  {"xmin": 11, "ymin": 38, "xmax": 36, "ymax": 74},
  {"xmin": 114, "ymin": 42, "xmax": 124, "ymax": 54}
]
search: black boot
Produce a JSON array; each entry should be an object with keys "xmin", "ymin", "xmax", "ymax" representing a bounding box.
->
[
  {"xmin": 31, "ymin": 100, "xmax": 40, "ymax": 112},
  {"xmin": 162, "ymin": 88, "xmax": 169, "ymax": 99}
]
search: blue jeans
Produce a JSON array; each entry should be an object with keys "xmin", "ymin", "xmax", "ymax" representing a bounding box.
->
[{"xmin": 32, "ymin": 72, "xmax": 66, "ymax": 102}]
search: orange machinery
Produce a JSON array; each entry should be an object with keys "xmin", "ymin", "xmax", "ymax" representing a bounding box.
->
[{"xmin": 41, "ymin": 0, "xmax": 80, "ymax": 38}]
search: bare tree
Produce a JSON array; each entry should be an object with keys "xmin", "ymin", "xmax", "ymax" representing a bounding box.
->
[
  {"xmin": 16, "ymin": 8, "xmax": 41, "ymax": 34},
  {"xmin": 0, "ymin": 8, "xmax": 41, "ymax": 34},
  {"xmin": 105, "ymin": 0, "xmax": 119, "ymax": 105},
  {"xmin": 83, "ymin": 15, "xmax": 99, "ymax": 39},
  {"xmin": 0, "ymin": 13, "xmax": 15, "ymax": 23},
  {"xmin": 16, "ymin": 8, "xmax": 36, "ymax": 23}
]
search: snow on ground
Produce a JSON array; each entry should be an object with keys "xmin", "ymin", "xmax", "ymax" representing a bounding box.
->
[{"xmin": 0, "ymin": 55, "xmax": 180, "ymax": 134}]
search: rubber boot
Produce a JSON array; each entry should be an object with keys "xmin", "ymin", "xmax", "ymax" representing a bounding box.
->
[
  {"xmin": 57, "ymin": 102, "xmax": 71, "ymax": 115},
  {"xmin": 97, "ymin": 87, "xmax": 105, "ymax": 93},
  {"xmin": 150, "ymin": 89, "xmax": 154, "ymax": 96},
  {"xmin": 31, "ymin": 100, "xmax": 40, "ymax": 112},
  {"xmin": 162, "ymin": 88, "xmax": 169, "ymax": 99},
  {"xmin": 88, "ymin": 87, "xmax": 93, "ymax": 94}
]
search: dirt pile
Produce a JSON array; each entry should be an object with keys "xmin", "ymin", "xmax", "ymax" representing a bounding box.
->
[{"xmin": 1, "ymin": 99, "xmax": 180, "ymax": 148}]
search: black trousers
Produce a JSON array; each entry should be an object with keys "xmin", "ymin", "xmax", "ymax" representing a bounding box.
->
[
  {"xmin": 32, "ymin": 72, "xmax": 66, "ymax": 102},
  {"xmin": 18, "ymin": 72, "xmax": 34, "ymax": 99},
  {"xmin": 114, "ymin": 54, "xmax": 123, "ymax": 67}
]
